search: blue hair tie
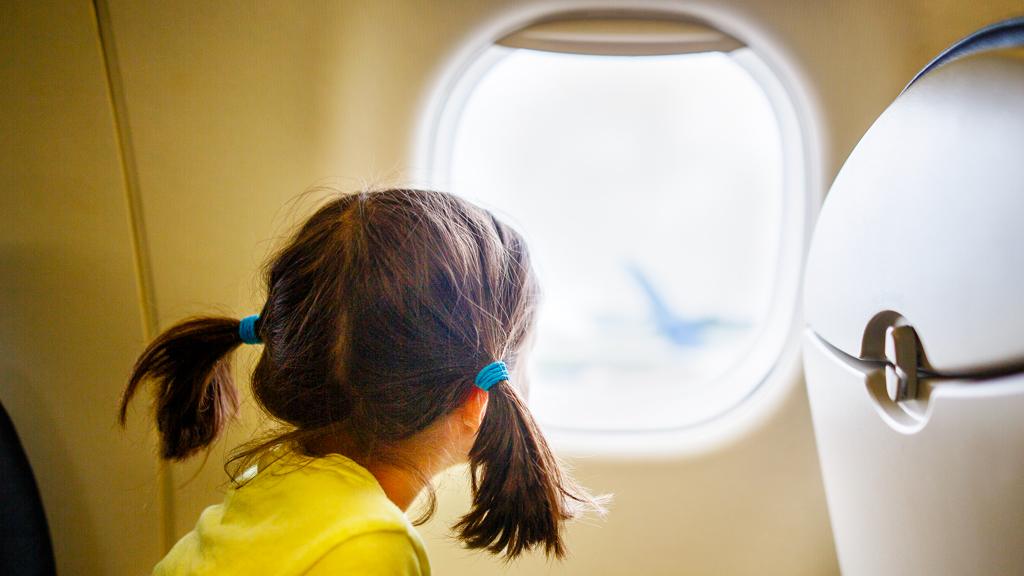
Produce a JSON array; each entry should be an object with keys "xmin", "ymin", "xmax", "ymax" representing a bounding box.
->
[
  {"xmin": 474, "ymin": 360, "xmax": 508, "ymax": 391},
  {"xmin": 239, "ymin": 314, "xmax": 262, "ymax": 345}
]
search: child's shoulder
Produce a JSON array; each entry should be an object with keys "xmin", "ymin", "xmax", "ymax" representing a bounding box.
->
[
  {"xmin": 210, "ymin": 451, "xmax": 408, "ymax": 546},
  {"xmin": 245, "ymin": 450, "xmax": 409, "ymax": 530},
  {"xmin": 156, "ymin": 452, "xmax": 425, "ymax": 575}
]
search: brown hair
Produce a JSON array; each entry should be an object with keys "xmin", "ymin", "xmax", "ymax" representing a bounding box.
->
[{"xmin": 120, "ymin": 188, "xmax": 602, "ymax": 559}]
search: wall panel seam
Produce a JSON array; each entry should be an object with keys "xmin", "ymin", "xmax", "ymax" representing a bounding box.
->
[{"xmin": 89, "ymin": 0, "xmax": 176, "ymax": 554}]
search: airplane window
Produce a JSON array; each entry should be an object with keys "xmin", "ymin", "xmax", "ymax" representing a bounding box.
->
[{"xmin": 430, "ymin": 41, "xmax": 802, "ymax": 433}]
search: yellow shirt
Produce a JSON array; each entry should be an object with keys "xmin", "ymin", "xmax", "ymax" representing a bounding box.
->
[{"xmin": 154, "ymin": 451, "xmax": 430, "ymax": 575}]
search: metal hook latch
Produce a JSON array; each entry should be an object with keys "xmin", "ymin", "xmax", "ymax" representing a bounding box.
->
[{"xmin": 884, "ymin": 325, "xmax": 919, "ymax": 402}]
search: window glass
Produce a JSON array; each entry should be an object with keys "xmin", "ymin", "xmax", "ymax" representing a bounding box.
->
[{"xmin": 447, "ymin": 47, "xmax": 785, "ymax": 431}]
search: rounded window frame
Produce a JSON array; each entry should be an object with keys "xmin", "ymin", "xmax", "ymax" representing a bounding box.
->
[{"xmin": 412, "ymin": 6, "xmax": 823, "ymax": 458}]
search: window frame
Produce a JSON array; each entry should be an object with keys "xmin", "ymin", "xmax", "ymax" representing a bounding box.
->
[{"xmin": 412, "ymin": 8, "xmax": 823, "ymax": 458}]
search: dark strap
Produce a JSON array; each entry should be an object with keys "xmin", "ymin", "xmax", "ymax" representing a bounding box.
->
[{"xmin": 902, "ymin": 16, "xmax": 1024, "ymax": 94}]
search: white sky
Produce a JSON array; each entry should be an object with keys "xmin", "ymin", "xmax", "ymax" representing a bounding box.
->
[{"xmin": 449, "ymin": 48, "xmax": 784, "ymax": 430}]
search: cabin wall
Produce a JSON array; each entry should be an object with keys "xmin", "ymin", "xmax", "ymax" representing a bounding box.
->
[
  {"xmin": 0, "ymin": 2, "xmax": 160, "ymax": 575},
  {"xmin": 3, "ymin": 1, "xmax": 1022, "ymax": 574}
]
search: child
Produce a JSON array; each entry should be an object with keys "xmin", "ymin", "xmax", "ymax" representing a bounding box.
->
[{"xmin": 120, "ymin": 188, "xmax": 603, "ymax": 575}]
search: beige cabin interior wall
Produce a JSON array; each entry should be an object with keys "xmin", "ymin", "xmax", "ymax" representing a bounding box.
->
[
  {"xmin": 5, "ymin": 0, "xmax": 1020, "ymax": 574},
  {"xmin": 0, "ymin": 1, "xmax": 161, "ymax": 574}
]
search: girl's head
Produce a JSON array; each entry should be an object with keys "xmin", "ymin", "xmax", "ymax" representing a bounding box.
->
[{"xmin": 120, "ymin": 188, "xmax": 601, "ymax": 559}]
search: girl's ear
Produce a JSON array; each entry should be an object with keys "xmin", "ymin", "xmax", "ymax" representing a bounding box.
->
[{"xmin": 460, "ymin": 386, "xmax": 489, "ymax": 432}]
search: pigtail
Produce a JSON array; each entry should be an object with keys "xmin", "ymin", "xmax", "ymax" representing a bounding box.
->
[
  {"xmin": 119, "ymin": 316, "xmax": 247, "ymax": 460},
  {"xmin": 455, "ymin": 381, "xmax": 605, "ymax": 560}
]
